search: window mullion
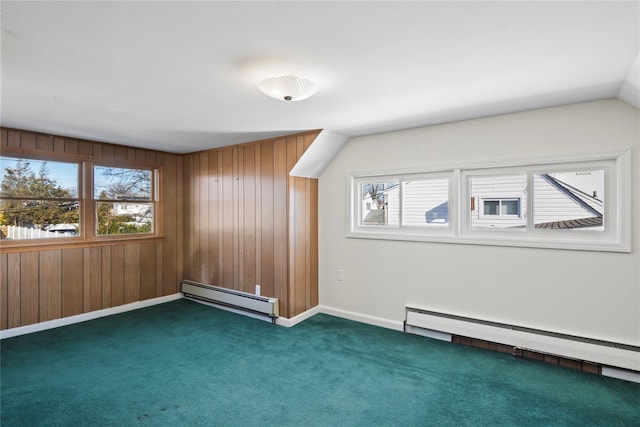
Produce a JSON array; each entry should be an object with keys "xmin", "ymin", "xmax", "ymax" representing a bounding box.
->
[{"xmin": 526, "ymin": 173, "xmax": 533, "ymax": 231}]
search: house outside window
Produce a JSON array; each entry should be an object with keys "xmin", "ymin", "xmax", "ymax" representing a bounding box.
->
[
  {"xmin": 0, "ymin": 157, "xmax": 80, "ymax": 240},
  {"xmin": 348, "ymin": 150, "xmax": 630, "ymax": 252},
  {"xmin": 0, "ymin": 153, "xmax": 159, "ymax": 244}
]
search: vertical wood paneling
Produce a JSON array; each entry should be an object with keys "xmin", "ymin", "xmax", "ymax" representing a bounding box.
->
[
  {"xmin": 0, "ymin": 253, "xmax": 7, "ymax": 329},
  {"xmin": 101, "ymin": 144, "xmax": 115, "ymax": 160},
  {"xmin": 7, "ymin": 130, "xmax": 21, "ymax": 147},
  {"xmin": 7, "ymin": 253, "xmax": 21, "ymax": 328},
  {"xmin": 20, "ymin": 252, "xmax": 39, "ymax": 325},
  {"xmin": 65, "ymin": 139, "xmax": 78, "ymax": 154},
  {"xmin": 273, "ymin": 139, "xmax": 289, "ymax": 313},
  {"xmin": 309, "ymin": 179, "xmax": 319, "ymax": 308},
  {"xmin": 135, "ymin": 149, "xmax": 146, "ymax": 163},
  {"xmin": 53, "ymin": 137, "xmax": 66, "ymax": 153},
  {"xmin": 101, "ymin": 246, "xmax": 111, "ymax": 307},
  {"xmin": 78, "ymin": 141, "xmax": 93, "ymax": 156},
  {"xmin": 124, "ymin": 244, "xmax": 141, "ymax": 304},
  {"xmin": 260, "ymin": 142, "xmax": 275, "ymax": 298},
  {"xmin": 242, "ymin": 144, "xmax": 256, "ymax": 294},
  {"xmin": 156, "ymin": 241, "xmax": 164, "ymax": 296},
  {"xmin": 1, "ymin": 127, "xmax": 183, "ymax": 330},
  {"xmin": 83, "ymin": 248, "xmax": 91, "ymax": 311},
  {"xmin": 39, "ymin": 250, "xmax": 62, "ymax": 322},
  {"xmin": 176, "ymin": 154, "xmax": 184, "ymax": 291},
  {"xmin": 90, "ymin": 247, "xmax": 102, "ymax": 311},
  {"xmin": 254, "ymin": 144, "xmax": 262, "ymax": 288},
  {"xmin": 140, "ymin": 242, "xmax": 156, "ymax": 300},
  {"xmin": 198, "ymin": 153, "xmax": 209, "ymax": 282},
  {"xmin": 182, "ymin": 154, "xmax": 194, "ymax": 280},
  {"xmin": 162, "ymin": 154, "xmax": 178, "ymax": 293},
  {"xmin": 21, "ymin": 133, "xmax": 37, "ymax": 150},
  {"xmin": 1, "ymin": 126, "xmax": 317, "ymax": 329},
  {"xmin": 114, "ymin": 146, "xmax": 128, "ymax": 162},
  {"xmin": 92, "ymin": 142, "xmax": 103, "ymax": 158},
  {"xmin": 208, "ymin": 150, "xmax": 219, "ymax": 285},
  {"xmin": 36, "ymin": 135, "xmax": 53, "ymax": 152},
  {"xmin": 110, "ymin": 245, "xmax": 124, "ymax": 307},
  {"xmin": 286, "ymin": 137, "xmax": 300, "ymax": 316},
  {"xmin": 221, "ymin": 147, "xmax": 235, "ymax": 288},
  {"xmin": 238, "ymin": 148, "xmax": 245, "ymax": 289},
  {"xmin": 191, "ymin": 153, "xmax": 201, "ymax": 281},
  {"xmin": 62, "ymin": 248, "xmax": 83, "ymax": 317}
]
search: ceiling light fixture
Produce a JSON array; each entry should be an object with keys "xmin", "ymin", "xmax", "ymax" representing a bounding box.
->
[{"xmin": 258, "ymin": 75, "xmax": 318, "ymax": 101}]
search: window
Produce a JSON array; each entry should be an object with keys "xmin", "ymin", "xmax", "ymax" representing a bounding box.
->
[
  {"xmin": 359, "ymin": 181, "xmax": 399, "ymax": 226},
  {"xmin": 0, "ymin": 153, "xmax": 159, "ymax": 244},
  {"xmin": 533, "ymin": 170, "xmax": 604, "ymax": 230},
  {"xmin": 482, "ymin": 199, "xmax": 520, "ymax": 216},
  {"xmin": 403, "ymin": 178, "xmax": 450, "ymax": 226},
  {"xmin": 349, "ymin": 150, "xmax": 630, "ymax": 252},
  {"xmin": 351, "ymin": 172, "xmax": 453, "ymax": 241},
  {"xmin": 1, "ymin": 157, "xmax": 80, "ymax": 240},
  {"xmin": 94, "ymin": 166, "xmax": 154, "ymax": 236},
  {"xmin": 469, "ymin": 173, "xmax": 526, "ymax": 229}
]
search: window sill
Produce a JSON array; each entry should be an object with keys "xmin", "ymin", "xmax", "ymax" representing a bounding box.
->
[{"xmin": 0, "ymin": 235, "xmax": 165, "ymax": 254}]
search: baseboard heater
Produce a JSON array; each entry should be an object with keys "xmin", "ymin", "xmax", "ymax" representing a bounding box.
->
[
  {"xmin": 404, "ymin": 306, "xmax": 640, "ymax": 374},
  {"xmin": 182, "ymin": 281, "xmax": 279, "ymax": 324}
]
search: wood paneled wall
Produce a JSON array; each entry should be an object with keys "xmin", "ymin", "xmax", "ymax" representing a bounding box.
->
[
  {"xmin": 183, "ymin": 132, "xmax": 319, "ymax": 318},
  {"xmin": 0, "ymin": 127, "xmax": 319, "ymax": 328},
  {"xmin": 0, "ymin": 128, "xmax": 183, "ymax": 330}
]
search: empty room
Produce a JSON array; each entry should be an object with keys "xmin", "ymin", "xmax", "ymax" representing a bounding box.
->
[{"xmin": 1, "ymin": 1, "xmax": 639, "ymax": 426}]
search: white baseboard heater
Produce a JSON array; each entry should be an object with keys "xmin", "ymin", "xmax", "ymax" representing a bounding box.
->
[
  {"xmin": 405, "ymin": 306, "xmax": 640, "ymax": 373},
  {"xmin": 182, "ymin": 281, "xmax": 279, "ymax": 324}
]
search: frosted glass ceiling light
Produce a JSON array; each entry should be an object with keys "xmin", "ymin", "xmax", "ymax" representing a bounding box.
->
[{"xmin": 258, "ymin": 75, "xmax": 318, "ymax": 101}]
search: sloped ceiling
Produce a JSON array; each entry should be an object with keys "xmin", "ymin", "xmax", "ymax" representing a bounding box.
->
[{"xmin": 1, "ymin": 1, "xmax": 638, "ymax": 154}]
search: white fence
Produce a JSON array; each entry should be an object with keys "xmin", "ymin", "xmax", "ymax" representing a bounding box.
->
[{"xmin": 4, "ymin": 225, "xmax": 75, "ymax": 240}]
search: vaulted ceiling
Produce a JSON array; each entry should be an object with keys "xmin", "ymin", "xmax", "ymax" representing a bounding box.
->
[{"xmin": 1, "ymin": 1, "xmax": 638, "ymax": 154}]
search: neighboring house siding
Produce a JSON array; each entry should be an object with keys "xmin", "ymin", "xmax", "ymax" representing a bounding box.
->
[
  {"xmin": 403, "ymin": 179, "xmax": 449, "ymax": 225},
  {"xmin": 470, "ymin": 174, "xmax": 527, "ymax": 228},
  {"xmin": 533, "ymin": 174, "xmax": 602, "ymax": 225}
]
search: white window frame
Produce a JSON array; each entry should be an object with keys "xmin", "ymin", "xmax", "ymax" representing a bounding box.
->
[
  {"xmin": 480, "ymin": 198, "xmax": 521, "ymax": 217},
  {"xmin": 349, "ymin": 170, "xmax": 455, "ymax": 242},
  {"xmin": 348, "ymin": 149, "xmax": 631, "ymax": 252}
]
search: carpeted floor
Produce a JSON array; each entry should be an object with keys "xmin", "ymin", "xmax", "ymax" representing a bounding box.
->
[{"xmin": 1, "ymin": 299, "xmax": 639, "ymax": 426}]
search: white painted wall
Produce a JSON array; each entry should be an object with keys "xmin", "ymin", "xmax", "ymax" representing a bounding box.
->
[{"xmin": 318, "ymin": 99, "xmax": 639, "ymax": 347}]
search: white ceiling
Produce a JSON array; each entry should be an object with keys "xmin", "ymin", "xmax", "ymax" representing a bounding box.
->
[{"xmin": 1, "ymin": 1, "xmax": 639, "ymax": 154}]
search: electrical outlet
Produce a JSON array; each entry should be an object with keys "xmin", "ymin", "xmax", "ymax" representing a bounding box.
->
[
  {"xmin": 255, "ymin": 284, "xmax": 261, "ymax": 296},
  {"xmin": 337, "ymin": 269, "xmax": 344, "ymax": 281}
]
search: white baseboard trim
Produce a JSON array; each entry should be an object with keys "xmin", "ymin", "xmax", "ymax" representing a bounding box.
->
[
  {"xmin": 0, "ymin": 293, "xmax": 183, "ymax": 339},
  {"xmin": 602, "ymin": 367, "xmax": 640, "ymax": 383},
  {"xmin": 317, "ymin": 305, "xmax": 404, "ymax": 331},
  {"xmin": 276, "ymin": 305, "xmax": 322, "ymax": 327}
]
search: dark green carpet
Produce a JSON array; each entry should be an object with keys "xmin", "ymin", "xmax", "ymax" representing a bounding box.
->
[{"xmin": 1, "ymin": 300, "xmax": 639, "ymax": 426}]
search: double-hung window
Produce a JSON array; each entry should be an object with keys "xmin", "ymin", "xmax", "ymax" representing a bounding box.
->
[
  {"xmin": 0, "ymin": 152, "xmax": 159, "ymax": 245},
  {"xmin": 94, "ymin": 165, "xmax": 155, "ymax": 236},
  {"xmin": 0, "ymin": 157, "xmax": 80, "ymax": 240}
]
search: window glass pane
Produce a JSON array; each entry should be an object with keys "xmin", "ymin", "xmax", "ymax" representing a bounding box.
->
[
  {"xmin": 470, "ymin": 174, "xmax": 526, "ymax": 228},
  {"xmin": 96, "ymin": 202, "xmax": 153, "ymax": 235},
  {"xmin": 483, "ymin": 200, "xmax": 499, "ymax": 215},
  {"xmin": 533, "ymin": 170, "xmax": 604, "ymax": 230},
  {"xmin": 0, "ymin": 199, "xmax": 79, "ymax": 240},
  {"xmin": 94, "ymin": 166, "xmax": 152, "ymax": 200},
  {"xmin": 502, "ymin": 200, "xmax": 519, "ymax": 215},
  {"xmin": 1, "ymin": 157, "xmax": 80, "ymax": 240},
  {"xmin": 402, "ymin": 178, "xmax": 449, "ymax": 226},
  {"xmin": 1, "ymin": 157, "xmax": 78, "ymax": 197},
  {"xmin": 360, "ymin": 182, "xmax": 399, "ymax": 226}
]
